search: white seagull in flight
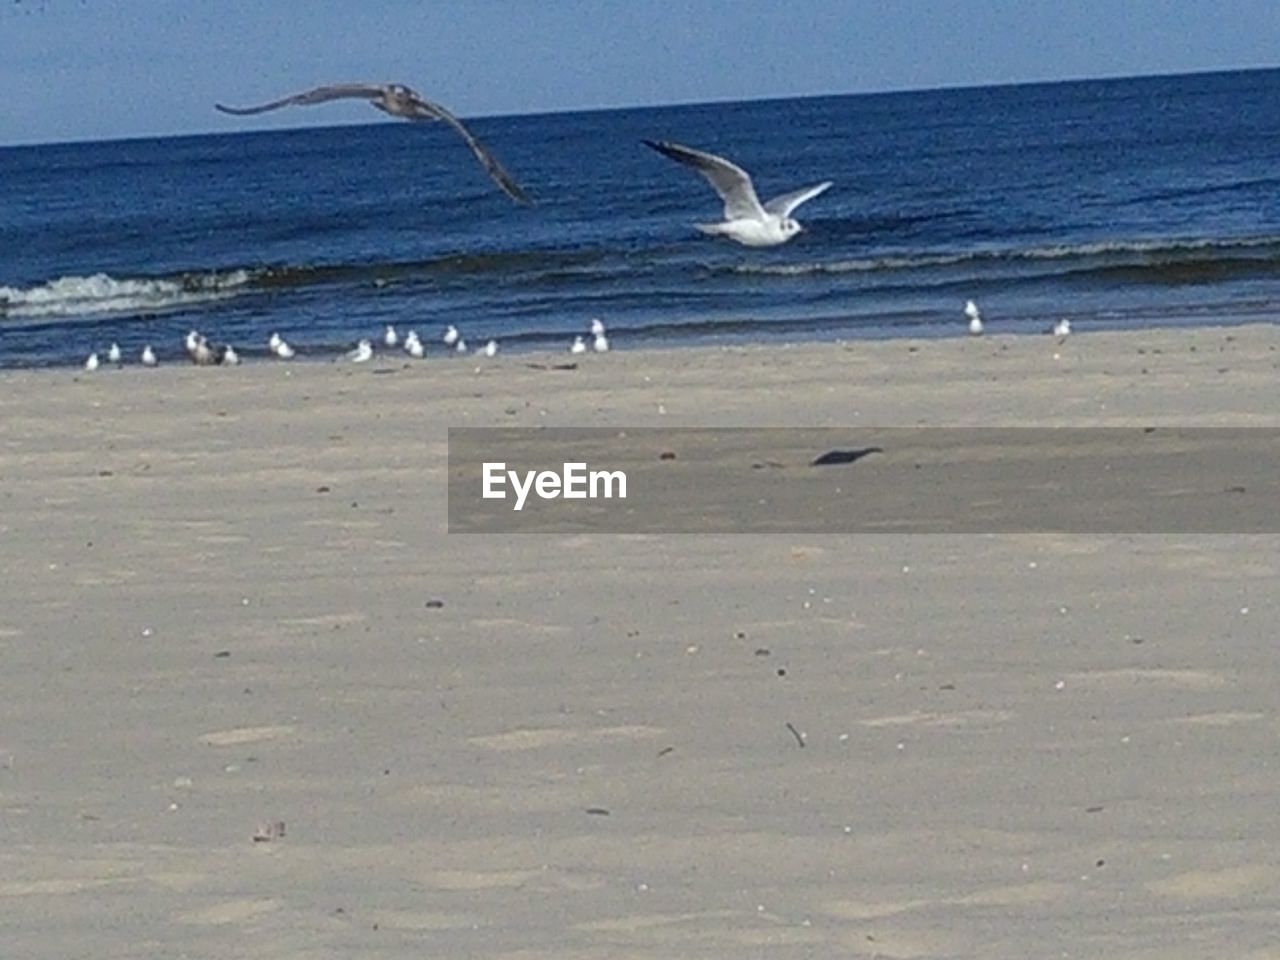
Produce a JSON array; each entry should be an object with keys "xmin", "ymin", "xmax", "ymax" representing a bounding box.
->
[
  {"xmin": 215, "ymin": 83, "xmax": 532, "ymax": 205},
  {"xmin": 644, "ymin": 139, "xmax": 832, "ymax": 247}
]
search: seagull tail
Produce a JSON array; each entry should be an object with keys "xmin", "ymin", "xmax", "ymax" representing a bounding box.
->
[{"xmin": 694, "ymin": 222, "xmax": 729, "ymax": 237}]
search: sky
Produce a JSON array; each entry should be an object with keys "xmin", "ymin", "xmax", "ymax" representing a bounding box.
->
[{"xmin": 3, "ymin": 0, "xmax": 1280, "ymax": 146}]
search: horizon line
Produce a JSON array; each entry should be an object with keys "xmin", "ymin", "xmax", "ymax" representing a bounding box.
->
[{"xmin": 2, "ymin": 62, "xmax": 1276, "ymax": 151}]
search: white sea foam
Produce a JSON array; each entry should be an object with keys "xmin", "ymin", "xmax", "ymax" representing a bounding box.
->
[
  {"xmin": 729, "ymin": 235, "xmax": 1280, "ymax": 277},
  {"xmin": 0, "ymin": 271, "xmax": 251, "ymax": 320}
]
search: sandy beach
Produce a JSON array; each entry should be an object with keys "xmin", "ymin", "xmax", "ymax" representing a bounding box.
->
[{"xmin": 3, "ymin": 324, "xmax": 1280, "ymax": 959}]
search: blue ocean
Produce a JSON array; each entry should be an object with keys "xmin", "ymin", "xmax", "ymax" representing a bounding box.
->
[{"xmin": 2, "ymin": 68, "xmax": 1279, "ymax": 368}]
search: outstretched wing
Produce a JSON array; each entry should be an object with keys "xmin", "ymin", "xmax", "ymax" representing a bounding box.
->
[
  {"xmin": 403, "ymin": 94, "xmax": 533, "ymax": 206},
  {"xmin": 214, "ymin": 83, "xmax": 389, "ymax": 116},
  {"xmin": 215, "ymin": 82, "xmax": 532, "ymax": 205},
  {"xmin": 643, "ymin": 140, "xmax": 765, "ymax": 221},
  {"xmin": 762, "ymin": 181, "xmax": 833, "ymax": 217}
]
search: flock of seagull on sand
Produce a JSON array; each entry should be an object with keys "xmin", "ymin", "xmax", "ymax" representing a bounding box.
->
[
  {"xmin": 81, "ymin": 302, "xmax": 1075, "ymax": 372},
  {"xmin": 76, "ymin": 80, "xmax": 1075, "ymax": 371},
  {"xmin": 81, "ymin": 318, "xmax": 610, "ymax": 371},
  {"xmin": 965, "ymin": 299, "xmax": 1073, "ymax": 340}
]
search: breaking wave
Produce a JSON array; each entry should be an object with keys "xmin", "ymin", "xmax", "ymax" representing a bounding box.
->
[
  {"xmin": 726, "ymin": 235, "xmax": 1280, "ymax": 283},
  {"xmin": 0, "ymin": 270, "xmax": 252, "ymax": 320}
]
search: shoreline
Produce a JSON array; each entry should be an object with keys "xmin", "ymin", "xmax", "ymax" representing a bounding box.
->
[
  {"xmin": 5, "ymin": 321, "xmax": 1279, "ymax": 427},
  {"xmin": 4, "ymin": 293, "xmax": 1279, "ymax": 373}
]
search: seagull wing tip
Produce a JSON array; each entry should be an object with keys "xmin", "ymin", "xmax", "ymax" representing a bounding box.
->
[{"xmin": 502, "ymin": 182, "xmax": 535, "ymax": 206}]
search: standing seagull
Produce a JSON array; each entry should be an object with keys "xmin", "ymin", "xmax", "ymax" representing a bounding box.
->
[
  {"xmin": 215, "ymin": 83, "xmax": 532, "ymax": 205},
  {"xmin": 965, "ymin": 300, "xmax": 984, "ymax": 336},
  {"xmin": 268, "ymin": 332, "xmax": 296, "ymax": 360},
  {"xmin": 185, "ymin": 331, "xmax": 217, "ymax": 366},
  {"xmin": 643, "ymin": 140, "xmax": 832, "ymax": 247}
]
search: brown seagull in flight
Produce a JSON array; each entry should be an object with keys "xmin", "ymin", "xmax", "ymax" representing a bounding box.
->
[{"xmin": 215, "ymin": 82, "xmax": 532, "ymax": 205}]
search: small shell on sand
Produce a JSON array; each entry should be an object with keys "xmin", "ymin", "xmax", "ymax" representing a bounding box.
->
[{"xmin": 252, "ymin": 820, "xmax": 287, "ymax": 843}]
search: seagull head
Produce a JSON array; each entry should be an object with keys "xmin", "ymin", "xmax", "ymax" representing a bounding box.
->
[
  {"xmin": 382, "ymin": 84, "xmax": 424, "ymax": 117},
  {"xmin": 780, "ymin": 218, "xmax": 803, "ymax": 239}
]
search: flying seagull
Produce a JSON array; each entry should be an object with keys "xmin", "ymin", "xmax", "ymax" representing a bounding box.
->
[
  {"xmin": 643, "ymin": 139, "xmax": 832, "ymax": 247},
  {"xmin": 215, "ymin": 83, "xmax": 532, "ymax": 205}
]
